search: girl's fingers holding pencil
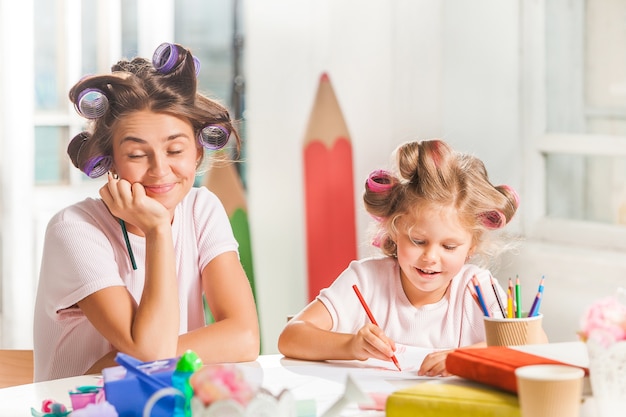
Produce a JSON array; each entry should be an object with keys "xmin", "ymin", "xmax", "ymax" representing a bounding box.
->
[{"xmin": 352, "ymin": 323, "xmax": 397, "ymax": 362}]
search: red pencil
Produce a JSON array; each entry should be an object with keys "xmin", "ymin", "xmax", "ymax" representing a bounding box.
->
[
  {"xmin": 352, "ymin": 284, "xmax": 402, "ymax": 371},
  {"xmin": 303, "ymin": 73, "xmax": 357, "ymax": 301}
]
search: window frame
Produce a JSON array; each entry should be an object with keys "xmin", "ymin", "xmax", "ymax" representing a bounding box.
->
[{"xmin": 521, "ymin": 0, "xmax": 626, "ymax": 253}]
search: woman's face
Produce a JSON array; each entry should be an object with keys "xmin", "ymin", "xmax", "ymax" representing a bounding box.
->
[
  {"xmin": 111, "ymin": 110, "xmax": 201, "ymax": 215},
  {"xmin": 395, "ymin": 205, "xmax": 474, "ymax": 306}
]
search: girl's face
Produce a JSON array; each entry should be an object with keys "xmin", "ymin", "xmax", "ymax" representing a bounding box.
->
[
  {"xmin": 111, "ymin": 110, "xmax": 201, "ymax": 215},
  {"xmin": 395, "ymin": 205, "xmax": 474, "ymax": 307}
]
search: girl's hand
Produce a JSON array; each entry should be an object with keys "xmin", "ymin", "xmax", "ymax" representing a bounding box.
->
[
  {"xmin": 99, "ymin": 172, "xmax": 170, "ymax": 234},
  {"xmin": 418, "ymin": 349, "xmax": 453, "ymax": 377},
  {"xmin": 349, "ymin": 323, "xmax": 398, "ymax": 363}
]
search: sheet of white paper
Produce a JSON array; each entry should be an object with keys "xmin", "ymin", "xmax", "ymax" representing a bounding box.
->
[{"xmin": 278, "ymin": 344, "xmax": 441, "ymax": 394}]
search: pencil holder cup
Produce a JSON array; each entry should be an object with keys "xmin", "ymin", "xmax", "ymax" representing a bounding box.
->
[{"xmin": 483, "ymin": 314, "xmax": 544, "ymax": 346}]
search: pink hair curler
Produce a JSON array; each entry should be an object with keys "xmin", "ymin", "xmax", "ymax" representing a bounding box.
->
[
  {"xmin": 500, "ymin": 184, "xmax": 520, "ymax": 208},
  {"xmin": 479, "ymin": 210, "xmax": 506, "ymax": 229},
  {"xmin": 366, "ymin": 170, "xmax": 394, "ymax": 193}
]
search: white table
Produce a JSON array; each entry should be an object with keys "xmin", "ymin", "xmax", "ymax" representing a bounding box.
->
[{"xmin": 0, "ymin": 344, "xmax": 600, "ymax": 417}]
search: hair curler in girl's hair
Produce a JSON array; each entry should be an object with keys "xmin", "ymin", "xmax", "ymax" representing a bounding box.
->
[
  {"xmin": 366, "ymin": 170, "xmax": 395, "ymax": 193},
  {"xmin": 152, "ymin": 42, "xmax": 200, "ymax": 76},
  {"xmin": 478, "ymin": 210, "xmax": 507, "ymax": 230},
  {"xmin": 75, "ymin": 88, "xmax": 109, "ymax": 119},
  {"xmin": 197, "ymin": 125, "xmax": 230, "ymax": 150},
  {"xmin": 499, "ymin": 184, "xmax": 520, "ymax": 208}
]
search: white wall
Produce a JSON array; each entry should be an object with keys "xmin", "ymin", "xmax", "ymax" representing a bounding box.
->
[{"xmin": 244, "ymin": 0, "xmax": 524, "ymax": 354}]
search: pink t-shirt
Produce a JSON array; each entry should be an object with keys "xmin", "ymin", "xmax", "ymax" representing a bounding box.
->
[
  {"xmin": 317, "ymin": 257, "xmax": 506, "ymax": 349},
  {"xmin": 33, "ymin": 187, "xmax": 238, "ymax": 381}
]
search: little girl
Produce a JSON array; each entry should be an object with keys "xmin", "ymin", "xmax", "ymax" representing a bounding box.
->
[{"xmin": 278, "ymin": 139, "xmax": 525, "ymax": 376}]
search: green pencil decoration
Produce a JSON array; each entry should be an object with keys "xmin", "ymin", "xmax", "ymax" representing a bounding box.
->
[
  {"xmin": 203, "ymin": 156, "xmax": 257, "ymax": 321},
  {"xmin": 515, "ymin": 275, "xmax": 522, "ymax": 318}
]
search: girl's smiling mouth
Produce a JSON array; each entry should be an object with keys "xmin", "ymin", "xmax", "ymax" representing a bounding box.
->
[{"xmin": 417, "ymin": 268, "xmax": 441, "ymax": 276}]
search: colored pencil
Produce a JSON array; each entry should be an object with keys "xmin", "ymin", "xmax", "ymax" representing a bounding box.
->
[
  {"xmin": 303, "ymin": 73, "xmax": 357, "ymax": 301},
  {"xmin": 352, "ymin": 285, "xmax": 401, "ymax": 371},
  {"xmin": 528, "ymin": 276, "xmax": 545, "ymax": 317},
  {"xmin": 472, "ymin": 275, "xmax": 491, "ymax": 317},
  {"xmin": 515, "ymin": 276, "xmax": 522, "ymax": 318},
  {"xmin": 508, "ymin": 278, "xmax": 515, "ymax": 318},
  {"xmin": 490, "ymin": 275, "xmax": 507, "ymax": 318},
  {"xmin": 468, "ymin": 285, "xmax": 481, "ymax": 308},
  {"xmin": 506, "ymin": 287, "xmax": 514, "ymax": 319},
  {"xmin": 119, "ymin": 219, "xmax": 137, "ymax": 270}
]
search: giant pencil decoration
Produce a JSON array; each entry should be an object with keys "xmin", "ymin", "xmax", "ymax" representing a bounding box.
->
[
  {"xmin": 303, "ymin": 73, "xmax": 357, "ymax": 301},
  {"xmin": 204, "ymin": 157, "xmax": 257, "ymax": 318}
]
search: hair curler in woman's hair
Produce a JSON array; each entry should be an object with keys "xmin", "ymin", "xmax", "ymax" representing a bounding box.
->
[
  {"xmin": 152, "ymin": 42, "xmax": 200, "ymax": 76},
  {"xmin": 197, "ymin": 125, "xmax": 230, "ymax": 150},
  {"xmin": 68, "ymin": 131, "xmax": 112, "ymax": 178},
  {"xmin": 83, "ymin": 155, "xmax": 112, "ymax": 178},
  {"xmin": 75, "ymin": 88, "xmax": 109, "ymax": 119},
  {"xmin": 366, "ymin": 170, "xmax": 395, "ymax": 193},
  {"xmin": 478, "ymin": 210, "xmax": 507, "ymax": 230}
]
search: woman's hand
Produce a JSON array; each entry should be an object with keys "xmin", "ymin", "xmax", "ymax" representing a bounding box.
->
[
  {"xmin": 99, "ymin": 172, "xmax": 170, "ymax": 234},
  {"xmin": 418, "ymin": 349, "xmax": 453, "ymax": 376},
  {"xmin": 349, "ymin": 323, "xmax": 398, "ymax": 363}
]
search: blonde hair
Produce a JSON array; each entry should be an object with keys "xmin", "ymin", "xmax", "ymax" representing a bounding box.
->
[{"xmin": 363, "ymin": 139, "xmax": 519, "ymax": 268}]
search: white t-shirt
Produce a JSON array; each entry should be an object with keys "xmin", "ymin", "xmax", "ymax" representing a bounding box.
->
[
  {"xmin": 317, "ymin": 257, "xmax": 506, "ymax": 349},
  {"xmin": 33, "ymin": 187, "xmax": 239, "ymax": 381}
]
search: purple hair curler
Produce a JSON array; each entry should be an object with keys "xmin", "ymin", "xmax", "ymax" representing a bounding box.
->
[
  {"xmin": 76, "ymin": 88, "xmax": 109, "ymax": 119},
  {"xmin": 153, "ymin": 42, "xmax": 200, "ymax": 76},
  {"xmin": 366, "ymin": 170, "xmax": 394, "ymax": 193},
  {"xmin": 83, "ymin": 155, "xmax": 112, "ymax": 178},
  {"xmin": 197, "ymin": 125, "xmax": 230, "ymax": 150},
  {"xmin": 193, "ymin": 56, "xmax": 201, "ymax": 76}
]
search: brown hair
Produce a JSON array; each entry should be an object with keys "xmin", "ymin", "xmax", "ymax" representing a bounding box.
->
[{"xmin": 67, "ymin": 43, "xmax": 239, "ymax": 177}]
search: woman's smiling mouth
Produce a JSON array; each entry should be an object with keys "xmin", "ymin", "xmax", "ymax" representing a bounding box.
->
[{"xmin": 144, "ymin": 183, "xmax": 176, "ymax": 194}]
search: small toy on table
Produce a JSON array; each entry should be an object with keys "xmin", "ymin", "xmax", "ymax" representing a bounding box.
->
[{"xmin": 30, "ymin": 399, "xmax": 71, "ymax": 417}]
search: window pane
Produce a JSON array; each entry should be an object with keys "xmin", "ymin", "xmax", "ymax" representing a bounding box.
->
[
  {"xmin": 121, "ymin": 0, "xmax": 139, "ymax": 58},
  {"xmin": 34, "ymin": 0, "xmax": 64, "ymax": 112},
  {"xmin": 81, "ymin": 0, "xmax": 99, "ymax": 75},
  {"xmin": 545, "ymin": 0, "xmax": 626, "ymax": 225},
  {"xmin": 546, "ymin": 154, "xmax": 626, "ymax": 225},
  {"xmin": 175, "ymin": 0, "xmax": 234, "ymax": 101},
  {"xmin": 35, "ymin": 126, "xmax": 68, "ymax": 184}
]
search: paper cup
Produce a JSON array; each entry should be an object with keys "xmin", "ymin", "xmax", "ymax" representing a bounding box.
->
[
  {"xmin": 515, "ymin": 364, "xmax": 584, "ymax": 417},
  {"xmin": 483, "ymin": 313, "xmax": 544, "ymax": 346}
]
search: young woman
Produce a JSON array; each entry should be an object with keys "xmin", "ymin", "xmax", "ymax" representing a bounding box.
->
[{"xmin": 33, "ymin": 43, "xmax": 259, "ymax": 381}]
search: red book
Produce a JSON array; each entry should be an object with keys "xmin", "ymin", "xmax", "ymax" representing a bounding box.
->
[{"xmin": 445, "ymin": 345, "xmax": 589, "ymax": 394}]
